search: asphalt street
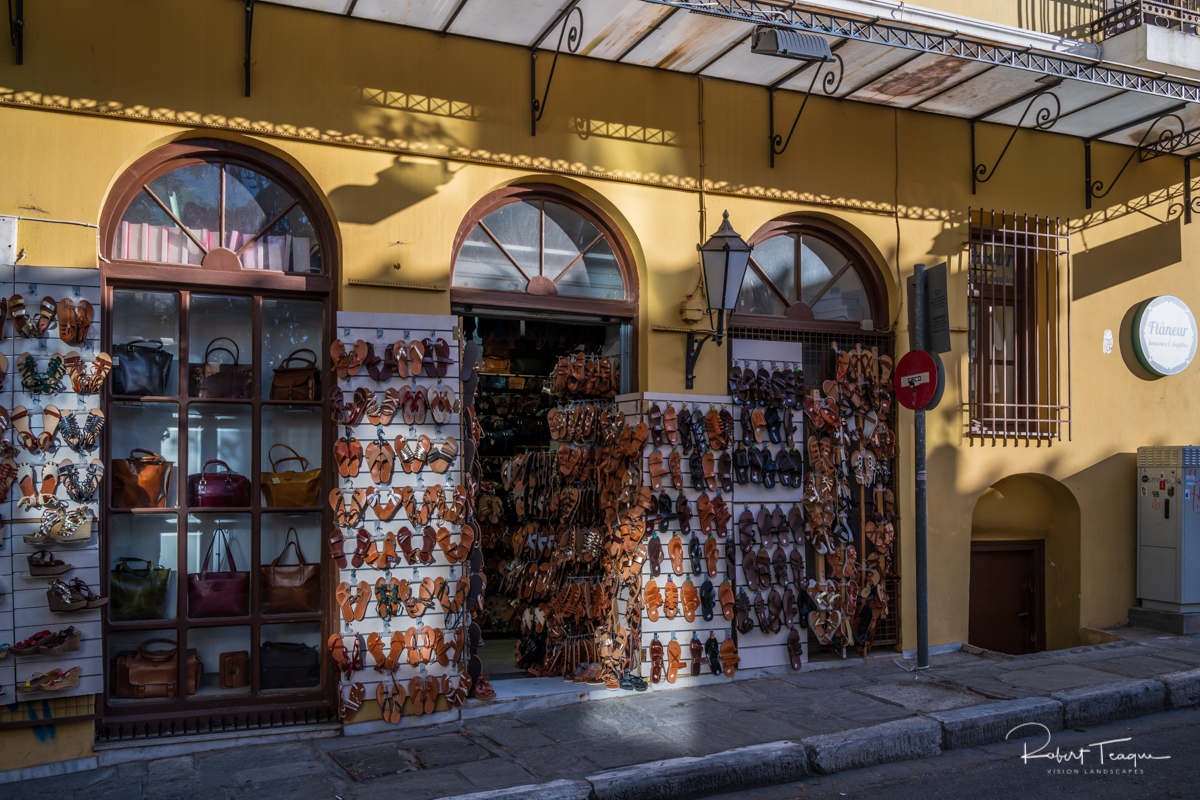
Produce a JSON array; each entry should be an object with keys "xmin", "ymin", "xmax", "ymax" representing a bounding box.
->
[{"xmin": 706, "ymin": 707, "xmax": 1200, "ymax": 800}]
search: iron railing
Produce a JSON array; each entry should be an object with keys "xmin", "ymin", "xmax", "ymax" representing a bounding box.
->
[{"xmin": 1093, "ymin": 1, "xmax": 1200, "ymax": 39}]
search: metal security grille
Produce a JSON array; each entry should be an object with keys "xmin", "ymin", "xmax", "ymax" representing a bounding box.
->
[
  {"xmin": 730, "ymin": 325, "xmax": 899, "ymax": 648},
  {"xmin": 967, "ymin": 210, "xmax": 1072, "ymax": 445}
]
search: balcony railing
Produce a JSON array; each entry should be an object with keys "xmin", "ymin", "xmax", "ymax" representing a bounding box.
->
[{"xmin": 1093, "ymin": 0, "xmax": 1200, "ymax": 39}]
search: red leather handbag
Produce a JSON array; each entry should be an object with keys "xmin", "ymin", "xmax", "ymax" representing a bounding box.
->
[
  {"xmin": 187, "ymin": 460, "xmax": 252, "ymax": 508},
  {"xmin": 187, "ymin": 526, "xmax": 249, "ymax": 618}
]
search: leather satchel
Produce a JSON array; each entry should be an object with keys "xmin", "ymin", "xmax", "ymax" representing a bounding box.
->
[
  {"xmin": 219, "ymin": 651, "xmax": 249, "ymax": 689},
  {"xmin": 260, "ymin": 444, "xmax": 321, "ymax": 508},
  {"xmin": 112, "ymin": 638, "xmax": 201, "ymax": 699},
  {"xmin": 112, "ymin": 448, "xmax": 174, "ymax": 508},
  {"xmin": 260, "ymin": 641, "xmax": 321, "ymax": 690},
  {"xmin": 110, "ymin": 557, "xmax": 171, "ymax": 621},
  {"xmin": 189, "ymin": 337, "xmax": 253, "ymax": 399},
  {"xmin": 260, "ymin": 528, "xmax": 320, "ymax": 614},
  {"xmin": 188, "ymin": 459, "xmax": 252, "ymax": 508},
  {"xmin": 187, "ymin": 526, "xmax": 250, "ymax": 618},
  {"xmin": 112, "ymin": 338, "xmax": 174, "ymax": 397},
  {"xmin": 269, "ymin": 349, "xmax": 319, "ymax": 401}
]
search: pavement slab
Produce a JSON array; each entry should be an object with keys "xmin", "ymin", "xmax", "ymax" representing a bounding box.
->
[{"xmin": 998, "ymin": 663, "xmax": 1126, "ymax": 691}]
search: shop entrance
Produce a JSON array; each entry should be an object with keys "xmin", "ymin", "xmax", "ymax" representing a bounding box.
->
[
  {"xmin": 458, "ymin": 311, "xmax": 630, "ymax": 680},
  {"xmin": 969, "ymin": 542, "xmax": 1045, "ymax": 655}
]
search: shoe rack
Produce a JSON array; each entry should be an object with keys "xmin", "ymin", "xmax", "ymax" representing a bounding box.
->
[
  {"xmin": 729, "ymin": 339, "xmax": 807, "ymax": 671},
  {"xmin": 331, "ymin": 312, "xmax": 471, "ymax": 728},
  {"xmin": 621, "ymin": 392, "xmax": 741, "ymax": 686},
  {"xmin": 2, "ymin": 266, "xmax": 104, "ymax": 702}
]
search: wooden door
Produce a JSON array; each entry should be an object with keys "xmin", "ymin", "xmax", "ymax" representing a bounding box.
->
[{"xmin": 969, "ymin": 541, "xmax": 1045, "ymax": 655}]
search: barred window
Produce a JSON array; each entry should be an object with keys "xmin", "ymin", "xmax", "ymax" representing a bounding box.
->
[{"xmin": 967, "ymin": 210, "xmax": 1071, "ymax": 443}]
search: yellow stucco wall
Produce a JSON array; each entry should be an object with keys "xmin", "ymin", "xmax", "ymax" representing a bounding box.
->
[{"xmin": 0, "ymin": 0, "xmax": 1194, "ymax": 677}]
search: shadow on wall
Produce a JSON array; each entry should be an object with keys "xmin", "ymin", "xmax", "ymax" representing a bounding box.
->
[
  {"xmin": 1066, "ymin": 452, "xmax": 1138, "ymax": 629},
  {"xmin": 1073, "ymin": 218, "xmax": 1181, "ymax": 300},
  {"xmin": 1120, "ymin": 299, "xmax": 1164, "ymax": 382},
  {"xmin": 970, "ymin": 473, "xmax": 1082, "ymax": 651},
  {"xmin": 328, "ymin": 156, "xmax": 459, "ymax": 226},
  {"xmin": 1016, "ymin": 0, "xmax": 1098, "ymax": 39}
]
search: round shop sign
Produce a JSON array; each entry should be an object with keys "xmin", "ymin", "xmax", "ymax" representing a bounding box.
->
[{"xmin": 1132, "ymin": 295, "xmax": 1197, "ymax": 377}]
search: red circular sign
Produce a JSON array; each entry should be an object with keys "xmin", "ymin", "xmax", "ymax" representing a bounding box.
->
[{"xmin": 894, "ymin": 350, "xmax": 938, "ymax": 410}]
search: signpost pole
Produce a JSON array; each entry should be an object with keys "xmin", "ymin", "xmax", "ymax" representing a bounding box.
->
[{"xmin": 914, "ymin": 263, "xmax": 929, "ymax": 670}]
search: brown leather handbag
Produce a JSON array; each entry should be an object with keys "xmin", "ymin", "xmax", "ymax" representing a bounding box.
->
[
  {"xmin": 260, "ymin": 444, "xmax": 321, "ymax": 508},
  {"xmin": 260, "ymin": 528, "xmax": 320, "ymax": 614},
  {"xmin": 187, "ymin": 526, "xmax": 250, "ymax": 618},
  {"xmin": 219, "ymin": 651, "xmax": 249, "ymax": 689},
  {"xmin": 111, "ymin": 448, "xmax": 174, "ymax": 509},
  {"xmin": 189, "ymin": 337, "xmax": 253, "ymax": 399},
  {"xmin": 188, "ymin": 459, "xmax": 252, "ymax": 508},
  {"xmin": 269, "ymin": 349, "xmax": 319, "ymax": 401},
  {"xmin": 112, "ymin": 638, "xmax": 202, "ymax": 699}
]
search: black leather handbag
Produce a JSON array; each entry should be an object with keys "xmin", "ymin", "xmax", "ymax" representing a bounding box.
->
[
  {"xmin": 259, "ymin": 641, "xmax": 321, "ymax": 690},
  {"xmin": 113, "ymin": 339, "xmax": 174, "ymax": 397}
]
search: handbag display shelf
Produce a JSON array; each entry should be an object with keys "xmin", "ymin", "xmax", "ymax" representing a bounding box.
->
[
  {"xmin": 110, "ymin": 557, "xmax": 172, "ymax": 621},
  {"xmin": 187, "ymin": 527, "xmax": 251, "ymax": 618},
  {"xmin": 187, "ymin": 459, "xmax": 253, "ymax": 508},
  {"xmin": 2, "ymin": 266, "xmax": 106, "ymax": 701},
  {"xmin": 112, "ymin": 448, "xmax": 174, "ymax": 509},
  {"xmin": 260, "ymin": 528, "xmax": 320, "ymax": 614},
  {"xmin": 112, "ymin": 338, "xmax": 174, "ymax": 397},
  {"xmin": 111, "ymin": 638, "xmax": 202, "ymax": 699},
  {"xmin": 330, "ymin": 312, "xmax": 473, "ymax": 723},
  {"xmin": 270, "ymin": 348, "xmax": 320, "ymax": 401}
]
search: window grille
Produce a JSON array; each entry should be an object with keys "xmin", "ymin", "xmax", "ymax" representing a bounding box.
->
[{"xmin": 967, "ymin": 209, "xmax": 1071, "ymax": 444}]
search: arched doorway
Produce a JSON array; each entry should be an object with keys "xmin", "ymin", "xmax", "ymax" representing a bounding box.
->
[
  {"xmin": 970, "ymin": 474, "xmax": 1081, "ymax": 653},
  {"xmin": 729, "ymin": 215, "xmax": 899, "ymax": 651},
  {"xmin": 97, "ymin": 138, "xmax": 337, "ymax": 731},
  {"xmin": 450, "ymin": 183, "xmax": 639, "ymax": 680}
]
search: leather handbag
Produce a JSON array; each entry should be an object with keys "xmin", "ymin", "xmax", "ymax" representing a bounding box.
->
[
  {"xmin": 112, "ymin": 449, "xmax": 174, "ymax": 508},
  {"xmin": 112, "ymin": 638, "xmax": 202, "ymax": 699},
  {"xmin": 219, "ymin": 651, "xmax": 249, "ymax": 689},
  {"xmin": 110, "ymin": 557, "xmax": 171, "ymax": 621},
  {"xmin": 259, "ymin": 641, "xmax": 321, "ymax": 690},
  {"xmin": 187, "ymin": 526, "xmax": 250, "ymax": 618},
  {"xmin": 188, "ymin": 459, "xmax": 252, "ymax": 508},
  {"xmin": 270, "ymin": 349, "xmax": 319, "ymax": 401},
  {"xmin": 112, "ymin": 338, "xmax": 174, "ymax": 397},
  {"xmin": 260, "ymin": 444, "xmax": 321, "ymax": 508},
  {"xmin": 260, "ymin": 528, "xmax": 320, "ymax": 614},
  {"xmin": 189, "ymin": 337, "xmax": 253, "ymax": 399}
]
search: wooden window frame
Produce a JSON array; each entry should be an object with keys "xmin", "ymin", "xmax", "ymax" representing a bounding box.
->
[
  {"xmin": 730, "ymin": 217, "xmax": 889, "ymax": 335},
  {"xmin": 450, "ymin": 184, "xmax": 638, "ymax": 319},
  {"xmin": 98, "ymin": 141, "xmax": 337, "ymax": 728}
]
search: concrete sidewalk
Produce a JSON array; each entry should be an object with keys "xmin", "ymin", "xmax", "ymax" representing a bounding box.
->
[{"xmin": 15, "ymin": 626, "xmax": 1200, "ymax": 800}]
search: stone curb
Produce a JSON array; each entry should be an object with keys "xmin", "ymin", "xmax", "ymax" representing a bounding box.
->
[
  {"xmin": 1052, "ymin": 678, "xmax": 1166, "ymax": 728},
  {"xmin": 1159, "ymin": 668, "xmax": 1200, "ymax": 710},
  {"xmin": 586, "ymin": 741, "xmax": 808, "ymax": 800},
  {"xmin": 435, "ymin": 676, "xmax": 1186, "ymax": 800},
  {"xmin": 802, "ymin": 716, "xmax": 941, "ymax": 775},
  {"xmin": 928, "ymin": 696, "xmax": 1063, "ymax": 750}
]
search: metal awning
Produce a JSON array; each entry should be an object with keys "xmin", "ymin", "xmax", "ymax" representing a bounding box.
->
[{"xmin": 268, "ymin": 0, "xmax": 1200, "ymax": 205}]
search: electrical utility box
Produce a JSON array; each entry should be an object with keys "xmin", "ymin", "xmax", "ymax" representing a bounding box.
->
[{"xmin": 1137, "ymin": 446, "xmax": 1200, "ymax": 613}]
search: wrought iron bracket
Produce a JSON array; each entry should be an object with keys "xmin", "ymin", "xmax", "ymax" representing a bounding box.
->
[
  {"xmin": 1086, "ymin": 110, "xmax": 1185, "ymax": 209},
  {"xmin": 684, "ymin": 310, "xmax": 724, "ymax": 390},
  {"xmin": 244, "ymin": 0, "xmax": 256, "ymax": 97},
  {"xmin": 971, "ymin": 88, "xmax": 1061, "ymax": 193},
  {"xmin": 530, "ymin": 5, "xmax": 583, "ymax": 137},
  {"xmin": 769, "ymin": 54, "xmax": 843, "ymax": 168},
  {"xmin": 8, "ymin": 0, "xmax": 23, "ymax": 65}
]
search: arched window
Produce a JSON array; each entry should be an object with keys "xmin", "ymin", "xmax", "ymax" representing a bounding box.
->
[
  {"xmin": 734, "ymin": 219, "xmax": 884, "ymax": 327},
  {"xmin": 451, "ymin": 185, "xmax": 636, "ymax": 316},
  {"xmin": 104, "ymin": 140, "xmax": 328, "ymax": 275}
]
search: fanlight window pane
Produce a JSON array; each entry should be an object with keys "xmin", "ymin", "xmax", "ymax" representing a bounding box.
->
[
  {"xmin": 544, "ymin": 202, "xmax": 601, "ymax": 281},
  {"xmin": 225, "ymin": 165, "xmax": 295, "ymax": 252},
  {"xmin": 799, "ymin": 237, "xmax": 846, "ymax": 304},
  {"xmin": 735, "ymin": 262, "xmax": 788, "ymax": 316},
  {"xmin": 480, "ymin": 201, "xmax": 541, "ymax": 276},
  {"xmin": 557, "ymin": 238, "xmax": 623, "ymax": 299},
  {"xmin": 147, "ymin": 163, "xmax": 221, "ymax": 250},
  {"xmin": 244, "ymin": 205, "xmax": 323, "ymax": 274},
  {"xmin": 455, "ymin": 226, "xmax": 527, "ymax": 292},
  {"xmin": 812, "ymin": 267, "xmax": 869, "ymax": 321},
  {"xmin": 113, "ymin": 190, "xmax": 201, "ymax": 265},
  {"xmin": 752, "ymin": 235, "xmax": 797, "ymax": 304}
]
